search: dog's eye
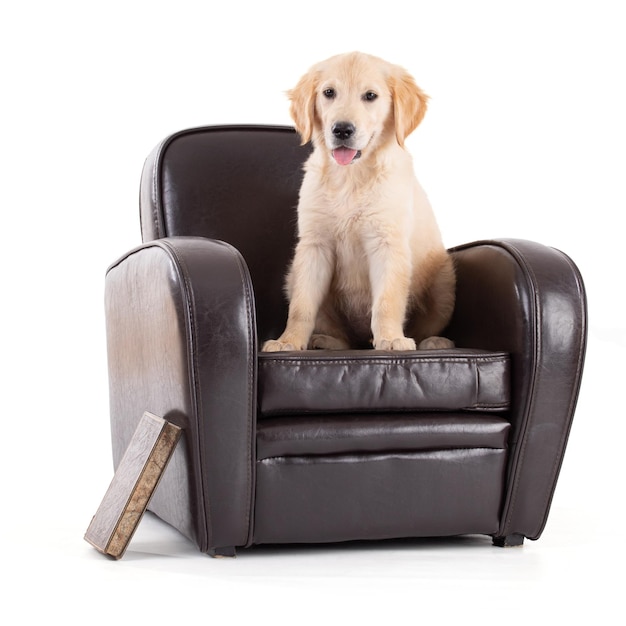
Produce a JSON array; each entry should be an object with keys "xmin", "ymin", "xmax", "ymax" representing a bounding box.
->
[
  {"xmin": 323, "ymin": 88, "xmax": 336, "ymax": 99},
  {"xmin": 363, "ymin": 91, "xmax": 378, "ymax": 102}
]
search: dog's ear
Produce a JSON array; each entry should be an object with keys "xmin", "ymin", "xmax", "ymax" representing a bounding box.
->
[
  {"xmin": 390, "ymin": 69, "xmax": 429, "ymax": 146},
  {"xmin": 288, "ymin": 70, "xmax": 318, "ymax": 145}
]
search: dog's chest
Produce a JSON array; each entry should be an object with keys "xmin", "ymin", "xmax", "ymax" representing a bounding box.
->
[{"xmin": 331, "ymin": 208, "xmax": 372, "ymax": 305}]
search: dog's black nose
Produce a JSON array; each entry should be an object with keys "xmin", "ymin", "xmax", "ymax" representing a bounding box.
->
[{"xmin": 332, "ymin": 122, "xmax": 355, "ymax": 141}]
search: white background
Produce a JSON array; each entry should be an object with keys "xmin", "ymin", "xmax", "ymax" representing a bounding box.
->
[{"xmin": 2, "ymin": 1, "xmax": 624, "ymax": 623}]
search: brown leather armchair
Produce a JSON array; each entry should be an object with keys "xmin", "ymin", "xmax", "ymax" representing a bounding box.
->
[{"xmin": 104, "ymin": 125, "xmax": 587, "ymax": 556}]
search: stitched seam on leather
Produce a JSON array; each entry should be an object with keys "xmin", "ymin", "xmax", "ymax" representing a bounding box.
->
[
  {"xmin": 260, "ymin": 356, "xmax": 509, "ymax": 366},
  {"xmin": 151, "ymin": 143, "xmax": 167, "ymax": 239},
  {"xmin": 475, "ymin": 360, "xmax": 481, "ymax": 408},
  {"xmin": 224, "ymin": 242, "xmax": 256, "ymax": 547},
  {"xmin": 151, "ymin": 149, "xmax": 160, "ymax": 237},
  {"xmin": 257, "ymin": 447, "xmax": 505, "ymax": 464},
  {"xmin": 159, "ymin": 240, "xmax": 213, "ymax": 550},
  {"xmin": 534, "ymin": 249, "xmax": 587, "ymax": 537},
  {"xmin": 498, "ymin": 244, "xmax": 540, "ymax": 538},
  {"xmin": 259, "ymin": 405, "xmax": 510, "ymax": 417}
]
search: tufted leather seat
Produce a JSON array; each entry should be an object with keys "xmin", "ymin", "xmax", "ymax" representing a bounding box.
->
[{"xmin": 104, "ymin": 125, "xmax": 587, "ymax": 555}]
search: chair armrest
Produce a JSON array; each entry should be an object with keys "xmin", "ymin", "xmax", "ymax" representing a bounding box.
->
[
  {"xmin": 105, "ymin": 236, "xmax": 257, "ymax": 553},
  {"xmin": 447, "ymin": 238, "xmax": 587, "ymax": 540}
]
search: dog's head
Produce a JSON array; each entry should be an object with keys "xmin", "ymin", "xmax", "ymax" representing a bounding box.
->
[{"xmin": 288, "ymin": 51, "xmax": 429, "ymax": 165}]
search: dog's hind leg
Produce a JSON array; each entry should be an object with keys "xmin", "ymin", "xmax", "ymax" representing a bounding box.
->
[
  {"xmin": 310, "ymin": 334, "xmax": 350, "ymax": 350},
  {"xmin": 408, "ymin": 253, "xmax": 456, "ymax": 350},
  {"xmin": 309, "ymin": 300, "xmax": 351, "ymax": 350}
]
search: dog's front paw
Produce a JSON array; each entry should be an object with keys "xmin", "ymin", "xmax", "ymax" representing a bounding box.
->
[
  {"xmin": 374, "ymin": 336, "xmax": 417, "ymax": 351},
  {"xmin": 418, "ymin": 336, "xmax": 455, "ymax": 350},
  {"xmin": 262, "ymin": 339, "xmax": 297, "ymax": 352},
  {"xmin": 262, "ymin": 333, "xmax": 313, "ymax": 351}
]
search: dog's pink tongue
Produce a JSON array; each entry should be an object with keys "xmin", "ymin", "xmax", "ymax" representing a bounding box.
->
[{"xmin": 333, "ymin": 147, "xmax": 358, "ymax": 165}]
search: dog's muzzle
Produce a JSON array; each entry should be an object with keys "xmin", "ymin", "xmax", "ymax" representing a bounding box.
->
[{"xmin": 330, "ymin": 122, "xmax": 362, "ymax": 165}]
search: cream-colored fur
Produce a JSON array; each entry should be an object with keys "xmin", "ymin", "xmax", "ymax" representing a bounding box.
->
[{"xmin": 263, "ymin": 52, "xmax": 455, "ymax": 352}]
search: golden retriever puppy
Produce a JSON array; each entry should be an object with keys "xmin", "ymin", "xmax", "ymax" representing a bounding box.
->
[{"xmin": 263, "ymin": 51, "xmax": 455, "ymax": 352}]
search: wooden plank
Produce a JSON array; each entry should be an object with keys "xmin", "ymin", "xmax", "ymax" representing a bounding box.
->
[{"xmin": 84, "ymin": 412, "xmax": 182, "ymax": 559}]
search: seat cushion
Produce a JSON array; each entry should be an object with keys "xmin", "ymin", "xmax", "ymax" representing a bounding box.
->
[
  {"xmin": 256, "ymin": 413, "xmax": 511, "ymax": 459},
  {"xmin": 258, "ymin": 349, "xmax": 510, "ymax": 416}
]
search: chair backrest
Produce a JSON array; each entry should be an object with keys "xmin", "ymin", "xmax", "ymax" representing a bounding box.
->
[{"xmin": 140, "ymin": 125, "xmax": 312, "ymax": 342}]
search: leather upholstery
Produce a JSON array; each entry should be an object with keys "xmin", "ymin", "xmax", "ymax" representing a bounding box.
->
[
  {"xmin": 258, "ymin": 349, "xmax": 510, "ymax": 416},
  {"xmin": 257, "ymin": 414, "xmax": 510, "ymax": 459},
  {"xmin": 106, "ymin": 237, "xmax": 257, "ymax": 552},
  {"xmin": 447, "ymin": 240, "xmax": 587, "ymax": 539},
  {"xmin": 254, "ymin": 447, "xmax": 508, "ymax": 544},
  {"xmin": 104, "ymin": 125, "xmax": 587, "ymax": 554},
  {"xmin": 139, "ymin": 125, "xmax": 310, "ymax": 343}
]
